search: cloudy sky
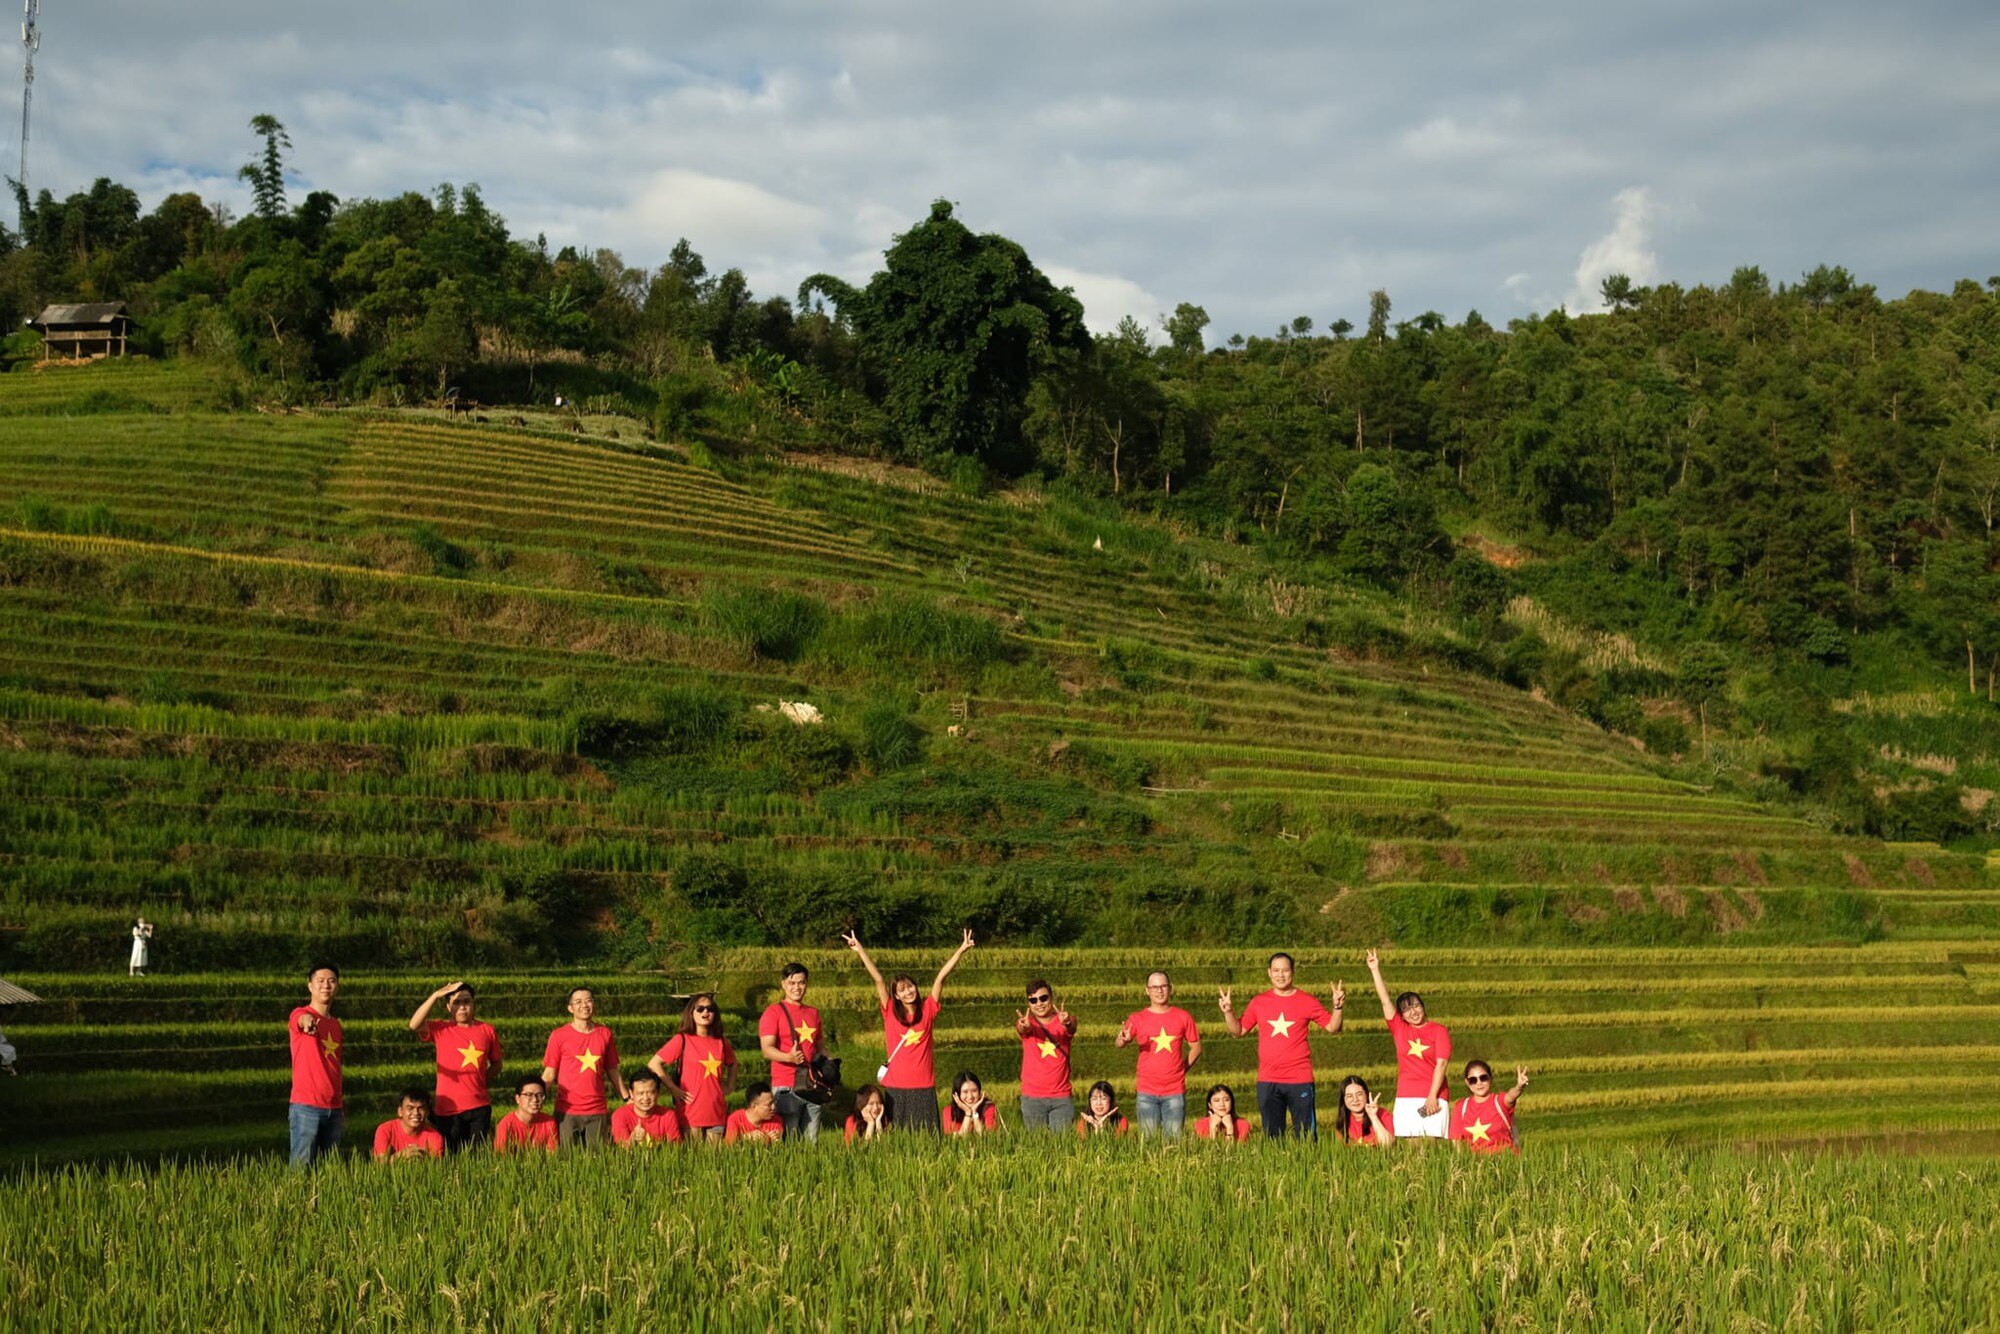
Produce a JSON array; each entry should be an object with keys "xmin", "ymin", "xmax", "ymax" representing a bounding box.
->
[{"xmin": 17, "ymin": 1, "xmax": 2000, "ymax": 339}]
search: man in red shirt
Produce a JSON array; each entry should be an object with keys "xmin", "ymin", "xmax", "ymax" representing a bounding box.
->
[
  {"xmin": 494, "ymin": 1077, "xmax": 558, "ymax": 1154},
  {"xmin": 758, "ymin": 962, "xmax": 828, "ymax": 1142},
  {"xmin": 372, "ymin": 1087, "xmax": 446, "ymax": 1161},
  {"xmin": 408, "ymin": 979, "xmax": 503, "ymax": 1153},
  {"xmin": 539, "ymin": 986, "xmax": 626, "ymax": 1148},
  {"xmin": 724, "ymin": 1082, "xmax": 785, "ymax": 1143},
  {"xmin": 1015, "ymin": 978, "xmax": 1077, "ymax": 1132},
  {"xmin": 1113, "ymin": 970, "xmax": 1203, "ymax": 1138},
  {"xmin": 1368, "ymin": 948, "xmax": 1452, "ymax": 1139},
  {"xmin": 288, "ymin": 963, "xmax": 344, "ymax": 1167},
  {"xmin": 610, "ymin": 1070, "xmax": 684, "ymax": 1147},
  {"xmin": 1218, "ymin": 952, "xmax": 1344, "ymax": 1139}
]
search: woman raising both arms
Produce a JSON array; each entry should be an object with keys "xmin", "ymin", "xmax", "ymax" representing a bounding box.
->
[{"xmin": 843, "ymin": 928, "xmax": 975, "ymax": 1134}]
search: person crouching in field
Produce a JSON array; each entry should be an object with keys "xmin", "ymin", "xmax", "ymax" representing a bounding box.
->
[
  {"xmin": 1192, "ymin": 1085, "xmax": 1252, "ymax": 1143},
  {"xmin": 1075, "ymin": 1081, "xmax": 1128, "ymax": 1137},
  {"xmin": 494, "ymin": 1077, "xmax": 558, "ymax": 1154},
  {"xmin": 408, "ymin": 980, "xmax": 503, "ymax": 1153},
  {"xmin": 373, "ymin": 1087, "xmax": 445, "ymax": 1161},
  {"xmin": 612, "ymin": 1070, "xmax": 684, "ymax": 1148},
  {"xmin": 1449, "ymin": 1061, "xmax": 1528, "ymax": 1155},
  {"xmin": 288, "ymin": 964, "xmax": 344, "ymax": 1167},
  {"xmin": 1331, "ymin": 1075, "xmax": 1395, "ymax": 1147},
  {"xmin": 845, "ymin": 1083, "xmax": 892, "ymax": 1143},
  {"xmin": 1367, "ymin": 949, "xmax": 1451, "ymax": 1139},
  {"xmin": 725, "ymin": 1082, "xmax": 785, "ymax": 1143},
  {"xmin": 843, "ymin": 928, "xmax": 975, "ymax": 1133},
  {"xmin": 1218, "ymin": 953, "xmax": 1344, "ymax": 1139},
  {"xmin": 1114, "ymin": 971, "xmax": 1202, "ymax": 1138},
  {"xmin": 541, "ymin": 987, "xmax": 625, "ymax": 1149},
  {"xmin": 651, "ymin": 992, "xmax": 736, "ymax": 1141},
  {"xmin": 1015, "ymin": 978, "xmax": 1077, "ymax": 1132},
  {"xmin": 945, "ymin": 1071, "xmax": 1001, "ymax": 1136}
]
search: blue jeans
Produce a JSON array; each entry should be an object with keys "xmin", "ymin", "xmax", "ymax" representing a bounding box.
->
[
  {"xmin": 1257, "ymin": 1081, "xmax": 1317, "ymax": 1139},
  {"xmin": 1135, "ymin": 1092, "xmax": 1186, "ymax": 1138},
  {"xmin": 774, "ymin": 1088, "xmax": 824, "ymax": 1142},
  {"xmin": 288, "ymin": 1103, "xmax": 344, "ymax": 1167}
]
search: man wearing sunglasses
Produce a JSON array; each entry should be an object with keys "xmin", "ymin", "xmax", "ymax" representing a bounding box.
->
[
  {"xmin": 1115, "ymin": 971, "xmax": 1203, "ymax": 1137},
  {"xmin": 1015, "ymin": 979, "xmax": 1078, "ymax": 1132}
]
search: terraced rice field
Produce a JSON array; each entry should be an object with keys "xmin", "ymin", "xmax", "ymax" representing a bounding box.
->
[{"xmin": 5, "ymin": 944, "xmax": 2000, "ymax": 1165}]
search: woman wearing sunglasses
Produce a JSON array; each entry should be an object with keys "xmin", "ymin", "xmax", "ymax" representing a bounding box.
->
[
  {"xmin": 1447, "ymin": 1060, "xmax": 1528, "ymax": 1155},
  {"xmin": 649, "ymin": 992, "xmax": 736, "ymax": 1141}
]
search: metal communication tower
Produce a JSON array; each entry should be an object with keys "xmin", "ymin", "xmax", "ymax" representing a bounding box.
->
[{"xmin": 18, "ymin": 0, "xmax": 39, "ymax": 199}]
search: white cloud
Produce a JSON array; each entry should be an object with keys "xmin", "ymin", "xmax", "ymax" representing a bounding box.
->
[
  {"xmin": 609, "ymin": 168, "xmax": 824, "ymax": 258},
  {"xmin": 1040, "ymin": 265, "xmax": 1167, "ymax": 337},
  {"xmin": 1564, "ymin": 187, "xmax": 1660, "ymax": 313}
]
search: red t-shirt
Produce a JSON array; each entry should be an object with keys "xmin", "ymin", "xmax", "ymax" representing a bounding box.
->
[
  {"xmin": 542, "ymin": 1023, "xmax": 619, "ymax": 1117},
  {"xmin": 1449, "ymin": 1095, "xmax": 1518, "ymax": 1155},
  {"xmin": 1386, "ymin": 1016, "xmax": 1452, "ymax": 1100},
  {"xmin": 1075, "ymin": 1113, "xmax": 1129, "ymax": 1138},
  {"xmin": 611, "ymin": 1103, "xmax": 685, "ymax": 1146},
  {"xmin": 1238, "ymin": 990, "xmax": 1333, "ymax": 1083},
  {"xmin": 1126, "ymin": 1007, "xmax": 1201, "ymax": 1096},
  {"xmin": 288, "ymin": 1006, "xmax": 344, "ymax": 1109},
  {"xmin": 757, "ymin": 1002, "xmax": 823, "ymax": 1091},
  {"xmin": 881, "ymin": 997, "xmax": 941, "ymax": 1090},
  {"xmin": 1339, "ymin": 1114, "xmax": 1384, "ymax": 1145},
  {"xmin": 1018, "ymin": 1014, "xmax": 1076, "ymax": 1098},
  {"xmin": 944, "ymin": 1099, "xmax": 1000, "ymax": 1132},
  {"xmin": 654, "ymin": 1033, "xmax": 737, "ymax": 1127},
  {"xmin": 1193, "ymin": 1115, "xmax": 1252, "ymax": 1142},
  {"xmin": 421, "ymin": 1019, "xmax": 503, "ymax": 1115},
  {"xmin": 844, "ymin": 1114, "xmax": 889, "ymax": 1144},
  {"xmin": 372, "ymin": 1121, "xmax": 444, "ymax": 1158},
  {"xmin": 494, "ymin": 1112, "xmax": 558, "ymax": 1154},
  {"xmin": 724, "ymin": 1109, "xmax": 784, "ymax": 1143}
]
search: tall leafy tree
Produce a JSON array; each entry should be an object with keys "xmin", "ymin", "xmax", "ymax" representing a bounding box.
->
[{"xmin": 239, "ymin": 115, "xmax": 292, "ymax": 223}]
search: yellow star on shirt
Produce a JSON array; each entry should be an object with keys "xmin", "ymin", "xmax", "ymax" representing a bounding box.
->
[
  {"xmin": 320, "ymin": 1035, "xmax": 341, "ymax": 1060},
  {"xmin": 899, "ymin": 1029, "xmax": 924, "ymax": 1048},
  {"xmin": 795, "ymin": 1023, "xmax": 817, "ymax": 1043},
  {"xmin": 1036, "ymin": 1039, "xmax": 1059, "ymax": 1059},
  {"xmin": 699, "ymin": 1053, "xmax": 724, "ymax": 1080},
  {"xmin": 456, "ymin": 1042, "xmax": 486, "ymax": 1069},
  {"xmin": 1150, "ymin": 1030, "xmax": 1179, "ymax": 1053},
  {"xmin": 1466, "ymin": 1118, "xmax": 1493, "ymax": 1145},
  {"xmin": 1266, "ymin": 1013, "xmax": 1294, "ymax": 1038},
  {"xmin": 1406, "ymin": 1037, "xmax": 1431, "ymax": 1060},
  {"xmin": 576, "ymin": 1049, "xmax": 601, "ymax": 1074}
]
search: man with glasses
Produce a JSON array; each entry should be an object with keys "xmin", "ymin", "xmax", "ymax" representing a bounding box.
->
[
  {"xmin": 540, "ymin": 986, "xmax": 627, "ymax": 1149},
  {"xmin": 494, "ymin": 1076, "xmax": 558, "ymax": 1153},
  {"xmin": 1015, "ymin": 978, "xmax": 1077, "ymax": 1132},
  {"xmin": 1114, "ymin": 971, "xmax": 1202, "ymax": 1137},
  {"xmin": 758, "ymin": 962, "xmax": 826, "ymax": 1141}
]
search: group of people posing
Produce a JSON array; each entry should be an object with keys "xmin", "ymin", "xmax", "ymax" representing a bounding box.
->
[{"xmin": 285, "ymin": 935, "xmax": 1530, "ymax": 1166}]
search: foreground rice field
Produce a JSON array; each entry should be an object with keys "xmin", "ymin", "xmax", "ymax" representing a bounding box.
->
[{"xmin": 2, "ymin": 1142, "xmax": 1995, "ymax": 1330}]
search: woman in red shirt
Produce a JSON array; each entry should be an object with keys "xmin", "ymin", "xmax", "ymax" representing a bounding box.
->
[
  {"xmin": 1192, "ymin": 1084, "xmax": 1253, "ymax": 1143},
  {"xmin": 1331, "ymin": 1075, "xmax": 1395, "ymax": 1147},
  {"xmin": 649, "ymin": 992, "xmax": 736, "ymax": 1140},
  {"xmin": 1449, "ymin": 1061, "xmax": 1528, "ymax": 1155},
  {"xmin": 843, "ymin": 928, "xmax": 975, "ymax": 1134},
  {"xmin": 1075, "ymin": 1080, "xmax": 1129, "ymax": 1137},
  {"xmin": 844, "ymin": 1083, "xmax": 892, "ymax": 1144},
  {"xmin": 944, "ymin": 1071, "xmax": 1001, "ymax": 1136}
]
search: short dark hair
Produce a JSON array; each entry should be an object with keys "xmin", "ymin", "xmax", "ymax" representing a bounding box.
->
[
  {"xmin": 745, "ymin": 1080, "xmax": 774, "ymax": 1103},
  {"xmin": 1462, "ymin": 1059, "xmax": 1492, "ymax": 1081},
  {"xmin": 515, "ymin": 1076, "xmax": 547, "ymax": 1096},
  {"xmin": 1025, "ymin": 978, "xmax": 1051, "ymax": 997},
  {"xmin": 308, "ymin": 963, "xmax": 340, "ymax": 981},
  {"xmin": 398, "ymin": 1086, "xmax": 432, "ymax": 1111},
  {"xmin": 781, "ymin": 961, "xmax": 809, "ymax": 981},
  {"xmin": 1396, "ymin": 991, "xmax": 1424, "ymax": 1014},
  {"xmin": 1268, "ymin": 952, "xmax": 1294, "ymax": 969},
  {"xmin": 567, "ymin": 986, "xmax": 593, "ymax": 1004},
  {"xmin": 448, "ymin": 984, "xmax": 476, "ymax": 1002},
  {"xmin": 628, "ymin": 1069, "xmax": 660, "ymax": 1090}
]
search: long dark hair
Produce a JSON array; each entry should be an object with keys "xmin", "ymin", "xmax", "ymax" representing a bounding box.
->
[
  {"xmin": 851, "ymin": 1083, "xmax": 889, "ymax": 1125},
  {"xmin": 1204, "ymin": 1083, "xmax": 1236, "ymax": 1130},
  {"xmin": 1332, "ymin": 1075, "xmax": 1373, "ymax": 1140},
  {"xmin": 677, "ymin": 991, "xmax": 725, "ymax": 1038},
  {"xmin": 889, "ymin": 974, "xmax": 922, "ymax": 1026}
]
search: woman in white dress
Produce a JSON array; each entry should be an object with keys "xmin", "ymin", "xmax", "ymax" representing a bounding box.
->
[{"xmin": 128, "ymin": 918, "xmax": 152, "ymax": 976}]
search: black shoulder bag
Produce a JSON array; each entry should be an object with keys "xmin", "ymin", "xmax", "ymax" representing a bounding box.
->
[{"xmin": 779, "ymin": 1003, "xmax": 841, "ymax": 1104}]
